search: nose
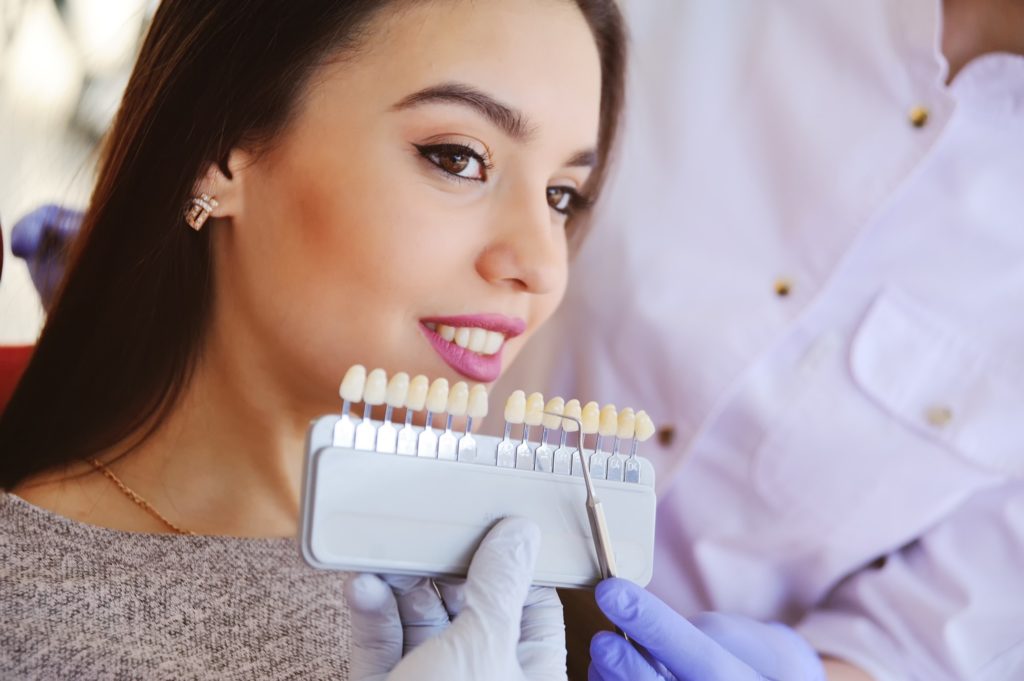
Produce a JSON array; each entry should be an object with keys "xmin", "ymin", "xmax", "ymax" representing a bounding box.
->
[{"xmin": 475, "ymin": 181, "xmax": 566, "ymax": 295}]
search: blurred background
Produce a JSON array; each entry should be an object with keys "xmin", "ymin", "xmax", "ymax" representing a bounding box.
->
[{"xmin": 0, "ymin": 0, "xmax": 155, "ymax": 342}]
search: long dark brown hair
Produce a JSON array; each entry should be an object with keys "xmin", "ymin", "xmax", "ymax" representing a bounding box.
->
[{"xmin": 0, "ymin": 0, "xmax": 626, "ymax": 489}]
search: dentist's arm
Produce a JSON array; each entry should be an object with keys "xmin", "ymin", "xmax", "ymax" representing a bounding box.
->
[
  {"xmin": 343, "ymin": 517, "xmax": 566, "ymax": 681},
  {"xmin": 590, "ymin": 578, "xmax": 872, "ymax": 681}
]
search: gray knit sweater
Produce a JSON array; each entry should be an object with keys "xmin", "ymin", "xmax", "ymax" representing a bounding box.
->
[{"xmin": 0, "ymin": 493, "xmax": 351, "ymax": 679}]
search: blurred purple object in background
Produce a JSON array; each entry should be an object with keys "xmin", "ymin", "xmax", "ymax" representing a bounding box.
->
[{"xmin": 11, "ymin": 203, "xmax": 84, "ymax": 310}]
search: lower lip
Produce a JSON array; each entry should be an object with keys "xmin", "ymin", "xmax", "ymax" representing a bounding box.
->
[{"xmin": 420, "ymin": 324, "xmax": 504, "ymax": 382}]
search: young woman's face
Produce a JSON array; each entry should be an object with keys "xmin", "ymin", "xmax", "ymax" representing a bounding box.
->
[{"xmin": 215, "ymin": 0, "xmax": 602, "ymax": 409}]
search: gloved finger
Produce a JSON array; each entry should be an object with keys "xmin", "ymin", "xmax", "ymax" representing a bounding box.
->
[
  {"xmin": 448, "ymin": 516, "xmax": 542, "ymax": 651},
  {"xmin": 381, "ymin": 574, "xmax": 451, "ymax": 653},
  {"xmin": 434, "ymin": 576, "xmax": 466, "ymax": 619},
  {"xmin": 595, "ymin": 578, "xmax": 761, "ymax": 681},
  {"xmin": 10, "ymin": 205, "xmax": 82, "ymax": 258},
  {"xmin": 589, "ymin": 631, "xmax": 664, "ymax": 681},
  {"xmin": 343, "ymin": 573, "xmax": 402, "ymax": 680},
  {"xmin": 693, "ymin": 612, "xmax": 825, "ymax": 681},
  {"xmin": 517, "ymin": 586, "xmax": 566, "ymax": 680},
  {"xmin": 588, "ymin": 660, "xmax": 610, "ymax": 681}
]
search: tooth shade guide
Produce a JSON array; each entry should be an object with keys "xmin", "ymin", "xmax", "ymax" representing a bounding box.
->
[
  {"xmin": 467, "ymin": 385, "xmax": 489, "ymax": 419},
  {"xmin": 363, "ymin": 369, "xmax": 388, "ymax": 406},
  {"xmin": 339, "ymin": 365, "xmax": 367, "ymax": 402}
]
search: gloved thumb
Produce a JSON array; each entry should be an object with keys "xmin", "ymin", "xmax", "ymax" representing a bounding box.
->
[
  {"xmin": 449, "ymin": 516, "xmax": 542, "ymax": 649},
  {"xmin": 344, "ymin": 573, "xmax": 403, "ymax": 681}
]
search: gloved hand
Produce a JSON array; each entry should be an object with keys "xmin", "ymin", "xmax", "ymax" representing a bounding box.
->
[
  {"xmin": 10, "ymin": 204, "xmax": 84, "ymax": 309},
  {"xmin": 590, "ymin": 578, "xmax": 825, "ymax": 681},
  {"xmin": 343, "ymin": 516, "xmax": 566, "ymax": 681}
]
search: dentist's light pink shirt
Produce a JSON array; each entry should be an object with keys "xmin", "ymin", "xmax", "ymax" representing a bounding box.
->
[{"xmin": 503, "ymin": 0, "xmax": 1024, "ymax": 678}]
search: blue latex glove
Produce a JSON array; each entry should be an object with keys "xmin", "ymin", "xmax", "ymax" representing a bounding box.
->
[
  {"xmin": 590, "ymin": 578, "xmax": 825, "ymax": 681},
  {"xmin": 343, "ymin": 517, "xmax": 566, "ymax": 681},
  {"xmin": 10, "ymin": 204, "xmax": 84, "ymax": 309}
]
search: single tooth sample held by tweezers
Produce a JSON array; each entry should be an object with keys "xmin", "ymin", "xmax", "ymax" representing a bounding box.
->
[{"xmin": 301, "ymin": 366, "xmax": 658, "ymax": 588}]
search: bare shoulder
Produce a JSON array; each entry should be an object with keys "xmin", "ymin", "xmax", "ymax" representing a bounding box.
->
[{"xmin": 10, "ymin": 462, "xmax": 156, "ymax": 531}]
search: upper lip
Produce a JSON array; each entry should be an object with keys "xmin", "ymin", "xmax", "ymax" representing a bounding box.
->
[{"xmin": 420, "ymin": 313, "xmax": 527, "ymax": 338}]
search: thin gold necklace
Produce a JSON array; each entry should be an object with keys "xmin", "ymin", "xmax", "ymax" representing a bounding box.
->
[{"xmin": 88, "ymin": 458, "xmax": 196, "ymax": 536}]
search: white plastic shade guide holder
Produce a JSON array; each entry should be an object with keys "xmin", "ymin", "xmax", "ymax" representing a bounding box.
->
[
  {"xmin": 517, "ymin": 392, "xmax": 546, "ymax": 471},
  {"xmin": 333, "ymin": 364, "xmax": 367, "ymax": 447},
  {"xmin": 535, "ymin": 396, "xmax": 565, "ymax": 473},
  {"xmin": 627, "ymin": 410, "xmax": 656, "ymax": 483},
  {"xmin": 498, "ymin": 390, "xmax": 526, "ymax": 468},
  {"xmin": 553, "ymin": 399, "xmax": 582, "ymax": 475},
  {"xmin": 591, "ymin": 404, "xmax": 618, "ymax": 479},
  {"xmin": 458, "ymin": 384, "xmax": 489, "ymax": 463},
  {"xmin": 300, "ymin": 413, "xmax": 657, "ymax": 588},
  {"xmin": 398, "ymin": 375, "xmax": 430, "ymax": 455},
  {"xmin": 377, "ymin": 372, "xmax": 409, "ymax": 454},
  {"xmin": 418, "ymin": 378, "xmax": 449, "ymax": 458},
  {"xmin": 607, "ymin": 408, "xmax": 635, "ymax": 482},
  {"xmin": 438, "ymin": 381, "xmax": 469, "ymax": 461},
  {"xmin": 354, "ymin": 369, "xmax": 387, "ymax": 451},
  {"xmin": 576, "ymin": 401, "xmax": 601, "ymax": 477}
]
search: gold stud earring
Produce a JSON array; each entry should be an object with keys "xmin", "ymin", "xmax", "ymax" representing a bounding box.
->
[{"xmin": 184, "ymin": 193, "xmax": 219, "ymax": 231}]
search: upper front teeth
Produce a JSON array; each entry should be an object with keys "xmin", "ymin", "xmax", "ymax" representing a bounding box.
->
[{"xmin": 428, "ymin": 323, "xmax": 506, "ymax": 355}]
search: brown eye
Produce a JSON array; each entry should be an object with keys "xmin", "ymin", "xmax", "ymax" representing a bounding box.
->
[
  {"xmin": 440, "ymin": 153, "xmax": 470, "ymax": 174},
  {"xmin": 414, "ymin": 143, "xmax": 489, "ymax": 181},
  {"xmin": 547, "ymin": 186, "xmax": 576, "ymax": 215}
]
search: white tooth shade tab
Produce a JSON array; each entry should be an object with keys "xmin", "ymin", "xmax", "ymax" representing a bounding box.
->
[
  {"xmin": 447, "ymin": 382, "xmax": 470, "ymax": 416},
  {"xmin": 617, "ymin": 408, "xmax": 636, "ymax": 439},
  {"xmin": 426, "ymin": 378, "xmax": 450, "ymax": 413},
  {"xmin": 406, "ymin": 375, "xmax": 430, "ymax": 411},
  {"xmin": 504, "ymin": 390, "xmax": 527, "ymax": 423},
  {"xmin": 581, "ymin": 401, "xmax": 600, "ymax": 434},
  {"xmin": 363, "ymin": 369, "xmax": 387, "ymax": 406},
  {"xmin": 439, "ymin": 325, "xmax": 456, "ymax": 341},
  {"xmin": 483, "ymin": 331, "xmax": 503, "ymax": 355},
  {"xmin": 524, "ymin": 392, "xmax": 545, "ymax": 426},
  {"xmin": 599, "ymin": 404, "xmax": 618, "ymax": 437},
  {"xmin": 339, "ymin": 365, "xmax": 367, "ymax": 402},
  {"xmin": 468, "ymin": 384, "xmax": 489, "ymax": 419},
  {"xmin": 385, "ymin": 372, "xmax": 410, "ymax": 408},
  {"xmin": 561, "ymin": 399, "xmax": 582, "ymax": 432},
  {"xmin": 542, "ymin": 397, "xmax": 565, "ymax": 429},
  {"xmin": 468, "ymin": 328, "xmax": 487, "ymax": 353},
  {"xmin": 454, "ymin": 327, "xmax": 471, "ymax": 349},
  {"xmin": 634, "ymin": 410, "xmax": 656, "ymax": 442}
]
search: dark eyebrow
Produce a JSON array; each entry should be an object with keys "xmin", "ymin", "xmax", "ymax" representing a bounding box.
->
[
  {"xmin": 391, "ymin": 82, "xmax": 535, "ymax": 141},
  {"xmin": 565, "ymin": 149, "xmax": 597, "ymax": 168}
]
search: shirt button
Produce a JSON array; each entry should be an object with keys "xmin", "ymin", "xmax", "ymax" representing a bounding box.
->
[
  {"xmin": 774, "ymin": 278, "xmax": 793, "ymax": 297},
  {"xmin": 909, "ymin": 105, "xmax": 930, "ymax": 128},
  {"xmin": 925, "ymin": 405, "xmax": 953, "ymax": 427}
]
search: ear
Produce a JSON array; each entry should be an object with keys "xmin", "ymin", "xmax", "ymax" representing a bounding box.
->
[{"xmin": 193, "ymin": 149, "xmax": 253, "ymax": 221}]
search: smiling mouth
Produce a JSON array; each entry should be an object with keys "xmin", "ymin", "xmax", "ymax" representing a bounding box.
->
[
  {"xmin": 423, "ymin": 322, "xmax": 507, "ymax": 355},
  {"xmin": 418, "ymin": 315, "xmax": 526, "ymax": 382}
]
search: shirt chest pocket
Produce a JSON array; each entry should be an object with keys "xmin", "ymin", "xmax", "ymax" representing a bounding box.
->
[
  {"xmin": 850, "ymin": 289, "xmax": 1024, "ymax": 478},
  {"xmin": 751, "ymin": 289, "xmax": 1021, "ymax": 545}
]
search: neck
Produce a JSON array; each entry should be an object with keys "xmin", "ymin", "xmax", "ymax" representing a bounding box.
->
[
  {"xmin": 942, "ymin": 0, "xmax": 1024, "ymax": 81},
  {"xmin": 98, "ymin": 324, "xmax": 316, "ymax": 537}
]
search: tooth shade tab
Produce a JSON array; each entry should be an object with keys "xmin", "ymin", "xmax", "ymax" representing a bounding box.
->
[
  {"xmin": 426, "ymin": 378, "xmax": 450, "ymax": 413},
  {"xmin": 617, "ymin": 408, "xmax": 636, "ymax": 439},
  {"xmin": 524, "ymin": 392, "xmax": 545, "ymax": 426},
  {"xmin": 504, "ymin": 390, "xmax": 527, "ymax": 423},
  {"xmin": 406, "ymin": 375, "xmax": 430, "ymax": 411},
  {"xmin": 581, "ymin": 401, "xmax": 601, "ymax": 434},
  {"xmin": 599, "ymin": 404, "xmax": 618, "ymax": 436},
  {"xmin": 447, "ymin": 382, "xmax": 470, "ymax": 416},
  {"xmin": 339, "ymin": 365, "xmax": 367, "ymax": 402},
  {"xmin": 385, "ymin": 372, "xmax": 410, "ymax": 408},
  {"xmin": 635, "ymin": 410, "xmax": 656, "ymax": 442},
  {"xmin": 561, "ymin": 399, "xmax": 582, "ymax": 432},
  {"xmin": 468, "ymin": 384, "xmax": 489, "ymax": 419},
  {"xmin": 439, "ymin": 325, "xmax": 456, "ymax": 341},
  {"xmin": 542, "ymin": 397, "xmax": 565, "ymax": 429},
  {"xmin": 363, "ymin": 369, "xmax": 388, "ymax": 406}
]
